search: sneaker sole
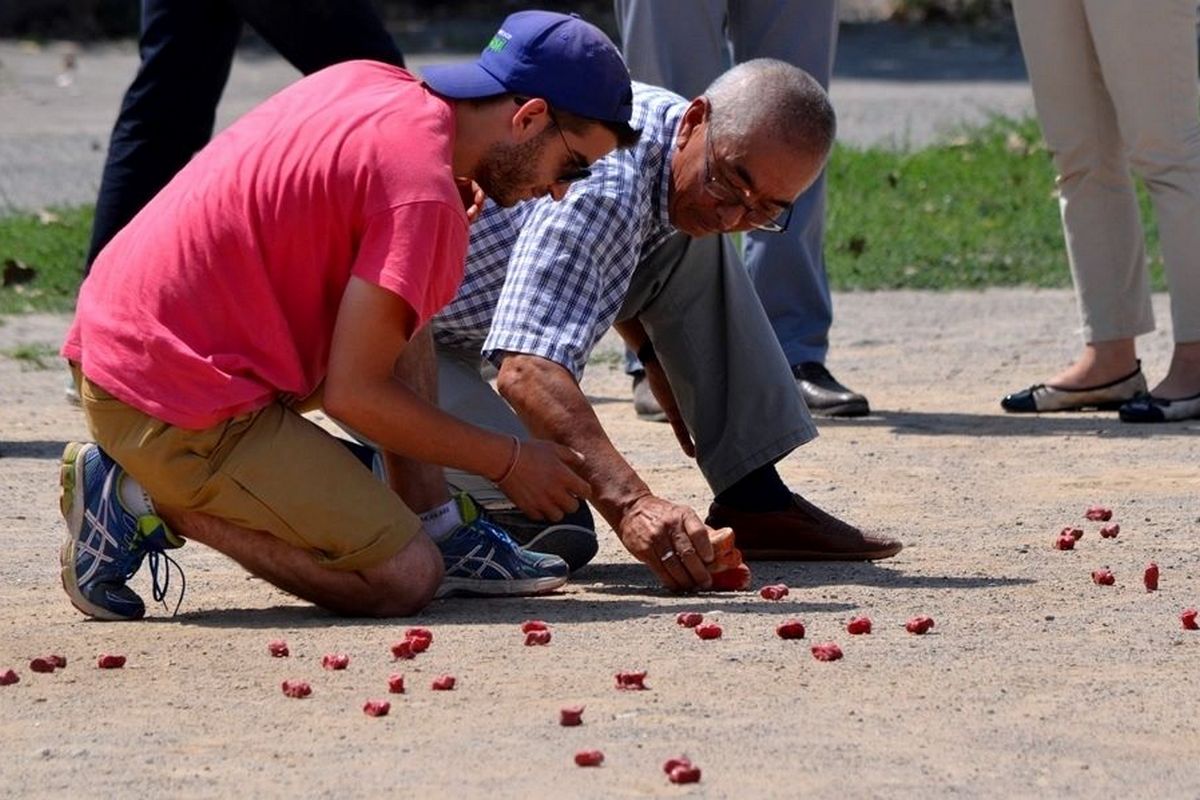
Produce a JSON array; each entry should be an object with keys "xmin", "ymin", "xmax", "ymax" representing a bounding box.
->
[
  {"xmin": 509, "ymin": 524, "xmax": 598, "ymax": 573},
  {"xmin": 434, "ymin": 573, "xmax": 568, "ymax": 599},
  {"xmin": 58, "ymin": 442, "xmax": 135, "ymax": 621}
]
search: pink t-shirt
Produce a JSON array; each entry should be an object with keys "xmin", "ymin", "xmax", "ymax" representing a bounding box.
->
[{"xmin": 63, "ymin": 61, "xmax": 468, "ymax": 429}]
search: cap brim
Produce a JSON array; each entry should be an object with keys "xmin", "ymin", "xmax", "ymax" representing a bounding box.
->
[{"xmin": 421, "ymin": 61, "xmax": 508, "ymax": 100}]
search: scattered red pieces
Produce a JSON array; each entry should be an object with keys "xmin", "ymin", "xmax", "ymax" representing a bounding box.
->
[
  {"xmin": 846, "ymin": 616, "xmax": 873, "ymax": 635},
  {"xmin": 0, "ymin": 669, "xmax": 19, "ymax": 686},
  {"xmin": 281, "ymin": 679, "xmax": 312, "ymax": 698},
  {"xmin": 1144, "ymin": 562, "xmax": 1159, "ymax": 592},
  {"xmin": 694, "ymin": 622, "xmax": 723, "ymax": 640},
  {"xmin": 1085, "ymin": 506, "xmax": 1113, "ymax": 522},
  {"xmin": 96, "ymin": 654, "xmax": 126, "ymax": 669},
  {"xmin": 520, "ymin": 620, "xmax": 549, "ymax": 634},
  {"xmin": 405, "ymin": 627, "xmax": 433, "ymax": 643},
  {"xmin": 559, "ymin": 705, "xmax": 585, "ymax": 726},
  {"xmin": 524, "ymin": 629, "xmax": 552, "ymax": 646},
  {"xmin": 574, "ymin": 750, "xmax": 604, "ymax": 767},
  {"xmin": 391, "ymin": 640, "xmax": 416, "ymax": 660},
  {"xmin": 1099, "ymin": 523, "xmax": 1120, "ymax": 539},
  {"xmin": 321, "ymin": 653, "xmax": 350, "ymax": 670},
  {"xmin": 1060, "ymin": 526, "xmax": 1084, "ymax": 540},
  {"xmin": 362, "ymin": 699, "xmax": 391, "ymax": 717},
  {"xmin": 905, "ymin": 616, "xmax": 935, "ymax": 634},
  {"xmin": 407, "ymin": 635, "xmax": 431, "ymax": 654},
  {"xmin": 29, "ymin": 657, "xmax": 55, "ymax": 674},
  {"xmin": 1054, "ymin": 534, "xmax": 1076, "ymax": 551},
  {"xmin": 811, "ymin": 642, "xmax": 844, "ymax": 661},
  {"xmin": 267, "ymin": 640, "xmax": 289, "ymax": 658},
  {"xmin": 431, "ymin": 675, "xmax": 456, "ymax": 691},
  {"xmin": 676, "ymin": 612, "xmax": 704, "ymax": 628},
  {"xmin": 1091, "ymin": 569, "xmax": 1115, "ymax": 586},
  {"xmin": 709, "ymin": 563, "xmax": 752, "ymax": 591},
  {"xmin": 387, "ymin": 673, "xmax": 405, "ymax": 694},
  {"xmin": 46, "ymin": 655, "xmax": 67, "ymax": 669},
  {"xmin": 775, "ymin": 620, "xmax": 806, "ymax": 640},
  {"xmin": 615, "ymin": 671, "xmax": 648, "ymax": 690},
  {"xmin": 759, "ymin": 584, "xmax": 789, "ymax": 601},
  {"xmin": 663, "ymin": 757, "xmax": 692, "ymax": 775},
  {"xmin": 707, "ymin": 528, "xmax": 752, "ymax": 591},
  {"xmin": 668, "ymin": 764, "xmax": 702, "ymax": 784},
  {"xmin": 1182, "ymin": 609, "xmax": 1199, "ymax": 631}
]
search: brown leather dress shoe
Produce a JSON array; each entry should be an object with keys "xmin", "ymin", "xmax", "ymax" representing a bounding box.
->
[{"xmin": 706, "ymin": 493, "xmax": 902, "ymax": 561}]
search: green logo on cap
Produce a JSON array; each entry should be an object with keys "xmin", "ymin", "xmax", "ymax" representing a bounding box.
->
[{"xmin": 487, "ymin": 29, "xmax": 511, "ymax": 52}]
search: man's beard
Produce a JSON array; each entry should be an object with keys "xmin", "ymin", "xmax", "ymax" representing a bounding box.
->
[{"xmin": 473, "ymin": 133, "xmax": 551, "ymax": 208}]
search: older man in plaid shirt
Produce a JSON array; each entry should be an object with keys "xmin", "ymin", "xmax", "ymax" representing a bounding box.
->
[{"xmin": 434, "ymin": 60, "xmax": 902, "ymax": 592}]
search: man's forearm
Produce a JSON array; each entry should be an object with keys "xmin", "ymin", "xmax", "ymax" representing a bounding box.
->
[{"xmin": 496, "ymin": 353, "xmax": 649, "ymax": 530}]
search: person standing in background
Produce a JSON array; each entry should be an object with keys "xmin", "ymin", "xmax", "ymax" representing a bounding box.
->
[
  {"xmin": 1001, "ymin": 0, "xmax": 1200, "ymax": 422},
  {"xmin": 85, "ymin": 0, "xmax": 405, "ymax": 272},
  {"xmin": 614, "ymin": 0, "xmax": 871, "ymax": 419}
]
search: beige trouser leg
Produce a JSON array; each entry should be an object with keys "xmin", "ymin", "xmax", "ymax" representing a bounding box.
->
[{"xmin": 1012, "ymin": 0, "xmax": 1200, "ymax": 344}]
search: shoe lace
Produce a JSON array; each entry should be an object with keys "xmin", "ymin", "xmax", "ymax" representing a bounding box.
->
[
  {"xmin": 146, "ymin": 549, "xmax": 186, "ymax": 616},
  {"xmin": 132, "ymin": 517, "xmax": 187, "ymax": 616}
]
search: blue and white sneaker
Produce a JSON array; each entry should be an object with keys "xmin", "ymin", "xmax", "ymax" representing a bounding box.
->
[
  {"xmin": 58, "ymin": 442, "xmax": 185, "ymax": 621},
  {"xmin": 435, "ymin": 494, "xmax": 570, "ymax": 598}
]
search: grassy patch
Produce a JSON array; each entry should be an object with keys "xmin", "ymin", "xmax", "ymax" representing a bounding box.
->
[
  {"xmin": 825, "ymin": 116, "xmax": 1164, "ymax": 290},
  {"xmin": 0, "ymin": 118, "xmax": 1169, "ymax": 314},
  {"xmin": 1, "ymin": 341, "xmax": 59, "ymax": 369},
  {"xmin": 0, "ymin": 206, "xmax": 91, "ymax": 314}
]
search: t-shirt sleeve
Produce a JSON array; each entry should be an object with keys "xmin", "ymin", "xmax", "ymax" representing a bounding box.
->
[
  {"xmin": 352, "ymin": 200, "xmax": 469, "ymax": 327},
  {"xmin": 482, "ymin": 171, "xmax": 645, "ymax": 381}
]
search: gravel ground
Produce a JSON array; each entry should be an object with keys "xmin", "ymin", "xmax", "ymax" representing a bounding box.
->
[{"xmin": 1, "ymin": 292, "xmax": 1198, "ymax": 798}]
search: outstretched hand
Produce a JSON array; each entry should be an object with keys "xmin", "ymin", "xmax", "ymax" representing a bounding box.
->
[{"xmin": 617, "ymin": 495, "xmax": 716, "ymax": 592}]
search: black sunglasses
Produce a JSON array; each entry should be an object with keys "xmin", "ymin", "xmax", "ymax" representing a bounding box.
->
[{"xmin": 514, "ymin": 97, "xmax": 592, "ymax": 185}]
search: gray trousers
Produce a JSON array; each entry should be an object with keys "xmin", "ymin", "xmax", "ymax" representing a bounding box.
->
[
  {"xmin": 437, "ymin": 232, "xmax": 817, "ymax": 499},
  {"xmin": 614, "ymin": 0, "xmax": 839, "ymax": 365}
]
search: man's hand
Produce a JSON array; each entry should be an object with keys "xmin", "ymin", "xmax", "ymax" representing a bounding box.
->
[
  {"xmin": 617, "ymin": 495, "xmax": 716, "ymax": 592},
  {"xmin": 498, "ymin": 439, "xmax": 592, "ymax": 522},
  {"xmin": 456, "ymin": 178, "xmax": 486, "ymax": 222},
  {"xmin": 642, "ymin": 360, "xmax": 695, "ymax": 459}
]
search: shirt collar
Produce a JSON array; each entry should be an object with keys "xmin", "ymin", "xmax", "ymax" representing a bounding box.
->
[{"xmin": 652, "ymin": 102, "xmax": 687, "ymax": 231}]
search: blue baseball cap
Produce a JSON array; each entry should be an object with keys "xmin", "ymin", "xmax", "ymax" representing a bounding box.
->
[{"xmin": 422, "ymin": 11, "xmax": 633, "ymax": 124}]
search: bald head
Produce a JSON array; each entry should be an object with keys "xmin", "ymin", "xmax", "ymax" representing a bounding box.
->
[{"xmin": 704, "ymin": 58, "xmax": 837, "ymax": 162}]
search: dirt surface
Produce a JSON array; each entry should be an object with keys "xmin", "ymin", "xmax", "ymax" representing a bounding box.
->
[{"xmin": 2, "ymin": 291, "xmax": 1197, "ymax": 798}]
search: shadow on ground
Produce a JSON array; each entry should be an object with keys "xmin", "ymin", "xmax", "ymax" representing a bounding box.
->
[
  {"xmin": 0, "ymin": 439, "xmax": 69, "ymax": 459},
  {"xmin": 819, "ymin": 410, "xmax": 1200, "ymax": 438},
  {"xmin": 137, "ymin": 560, "xmax": 1030, "ymax": 629}
]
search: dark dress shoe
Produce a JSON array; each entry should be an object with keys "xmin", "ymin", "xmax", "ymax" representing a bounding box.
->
[
  {"xmin": 631, "ymin": 372, "xmax": 667, "ymax": 422},
  {"xmin": 1000, "ymin": 363, "xmax": 1146, "ymax": 413},
  {"xmin": 793, "ymin": 362, "xmax": 870, "ymax": 417},
  {"xmin": 1118, "ymin": 390, "xmax": 1200, "ymax": 423},
  {"xmin": 706, "ymin": 493, "xmax": 902, "ymax": 561}
]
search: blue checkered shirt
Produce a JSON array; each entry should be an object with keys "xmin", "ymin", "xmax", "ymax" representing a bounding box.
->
[{"xmin": 433, "ymin": 83, "xmax": 686, "ymax": 380}]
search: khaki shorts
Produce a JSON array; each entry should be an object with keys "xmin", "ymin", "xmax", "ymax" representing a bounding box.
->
[{"xmin": 74, "ymin": 370, "xmax": 420, "ymax": 571}]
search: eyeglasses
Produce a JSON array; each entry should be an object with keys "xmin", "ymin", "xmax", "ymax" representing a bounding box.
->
[
  {"xmin": 547, "ymin": 108, "xmax": 592, "ymax": 185},
  {"xmin": 513, "ymin": 97, "xmax": 592, "ymax": 185},
  {"xmin": 702, "ymin": 121, "xmax": 793, "ymax": 233}
]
